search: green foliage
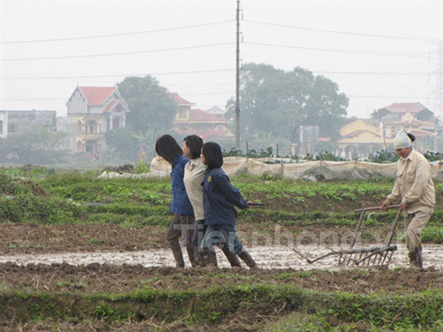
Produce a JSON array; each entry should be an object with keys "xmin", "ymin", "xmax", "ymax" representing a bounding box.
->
[
  {"xmin": 103, "ymin": 127, "xmax": 139, "ymax": 162},
  {"xmin": 117, "ymin": 75, "xmax": 177, "ymax": 136},
  {"xmin": 368, "ymin": 150, "xmax": 400, "ymax": 163},
  {"xmin": 0, "ymin": 126, "xmax": 70, "ymax": 164},
  {"xmin": 225, "ymin": 63, "xmax": 349, "ymax": 148},
  {"xmin": 134, "ymin": 160, "xmax": 150, "ymax": 174},
  {"xmin": 423, "ymin": 151, "xmax": 443, "ymax": 162},
  {"xmin": 94, "ymin": 303, "xmax": 130, "ymax": 321}
]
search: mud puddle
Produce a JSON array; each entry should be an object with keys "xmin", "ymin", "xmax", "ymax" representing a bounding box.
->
[{"xmin": 1, "ymin": 244, "xmax": 442, "ymax": 270}]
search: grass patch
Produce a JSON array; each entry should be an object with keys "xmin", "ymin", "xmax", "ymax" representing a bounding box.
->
[{"xmin": 2, "ymin": 284, "xmax": 443, "ymax": 330}]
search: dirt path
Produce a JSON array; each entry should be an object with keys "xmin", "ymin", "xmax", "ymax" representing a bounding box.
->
[{"xmin": 1, "ymin": 244, "xmax": 442, "ymax": 270}]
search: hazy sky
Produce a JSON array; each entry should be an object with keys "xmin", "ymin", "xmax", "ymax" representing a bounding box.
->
[{"xmin": 1, "ymin": 0, "xmax": 442, "ymax": 120}]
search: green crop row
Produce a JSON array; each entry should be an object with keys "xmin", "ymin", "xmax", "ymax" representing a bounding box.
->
[{"xmin": 1, "ymin": 283, "xmax": 442, "ymax": 330}]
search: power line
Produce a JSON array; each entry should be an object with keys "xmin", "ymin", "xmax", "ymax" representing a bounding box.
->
[
  {"xmin": 244, "ymin": 20, "xmax": 441, "ymax": 43},
  {"xmin": 244, "ymin": 42, "xmax": 436, "ymax": 59},
  {"xmin": 2, "ymin": 69, "xmax": 235, "ymax": 80},
  {"xmin": 1, "ymin": 43, "xmax": 235, "ymax": 61},
  {"xmin": 2, "ymin": 40, "xmax": 435, "ymax": 62},
  {"xmin": 3, "ymin": 91, "xmax": 236, "ymax": 102},
  {"xmin": 1, "ymin": 20, "xmax": 235, "ymax": 44},
  {"xmin": 2, "ymin": 70, "xmax": 435, "ymax": 80},
  {"xmin": 313, "ymin": 71, "xmax": 436, "ymax": 76}
]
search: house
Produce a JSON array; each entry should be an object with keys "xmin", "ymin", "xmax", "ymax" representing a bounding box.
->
[
  {"xmin": 169, "ymin": 93, "xmax": 234, "ymax": 141},
  {"xmin": 377, "ymin": 102, "xmax": 435, "ymax": 122},
  {"xmin": 338, "ymin": 102, "xmax": 437, "ymax": 159},
  {"xmin": 2, "ymin": 110, "xmax": 57, "ymax": 137},
  {"xmin": 206, "ymin": 105, "xmax": 226, "ymax": 116},
  {"xmin": 376, "ymin": 102, "xmax": 437, "ymax": 152},
  {"xmin": 0, "ymin": 111, "xmax": 7, "ymax": 138},
  {"xmin": 61, "ymin": 86, "xmax": 129, "ymax": 157},
  {"xmin": 337, "ymin": 120, "xmax": 386, "ymax": 159}
]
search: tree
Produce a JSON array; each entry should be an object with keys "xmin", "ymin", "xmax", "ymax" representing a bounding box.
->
[
  {"xmin": 2, "ymin": 126, "xmax": 69, "ymax": 164},
  {"xmin": 226, "ymin": 63, "xmax": 349, "ymax": 146},
  {"xmin": 117, "ymin": 76, "xmax": 177, "ymax": 136},
  {"xmin": 103, "ymin": 127, "xmax": 139, "ymax": 162}
]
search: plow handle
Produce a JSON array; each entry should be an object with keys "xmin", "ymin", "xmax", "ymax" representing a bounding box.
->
[{"xmin": 353, "ymin": 204, "xmax": 400, "ymax": 213}]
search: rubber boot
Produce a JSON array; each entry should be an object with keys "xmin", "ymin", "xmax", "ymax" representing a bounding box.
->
[
  {"xmin": 408, "ymin": 248, "xmax": 421, "ymax": 269},
  {"xmin": 237, "ymin": 248, "xmax": 257, "ymax": 269},
  {"xmin": 222, "ymin": 247, "xmax": 241, "ymax": 267},
  {"xmin": 186, "ymin": 246, "xmax": 198, "ymax": 268},
  {"xmin": 169, "ymin": 239, "xmax": 185, "ymax": 268},
  {"xmin": 207, "ymin": 250, "xmax": 218, "ymax": 267},
  {"xmin": 415, "ymin": 246, "xmax": 423, "ymax": 269},
  {"xmin": 201, "ymin": 249, "xmax": 218, "ymax": 267}
]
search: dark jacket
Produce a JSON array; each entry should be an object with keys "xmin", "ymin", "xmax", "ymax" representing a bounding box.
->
[
  {"xmin": 169, "ymin": 155, "xmax": 194, "ymax": 216},
  {"xmin": 202, "ymin": 167, "xmax": 249, "ymax": 225}
]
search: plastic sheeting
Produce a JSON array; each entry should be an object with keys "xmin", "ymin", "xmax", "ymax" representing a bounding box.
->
[{"xmin": 98, "ymin": 156, "xmax": 443, "ymax": 181}]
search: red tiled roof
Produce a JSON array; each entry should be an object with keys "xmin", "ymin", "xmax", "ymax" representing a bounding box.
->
[
  {"xmin": 189, "ymin": 109, "xmax": 229, "ymax": 122},
  {"xmin": 169, "ymin": 92, "xmax": 193, "ymax": 105},
  {"xmin": 80, "ymin": 87, "xmax": 115, "ymax": 106},
  {"xmin": 381, "ymin": 102, "xmax": 427, "ymax": 114},
  {"xmin": 104, "ymin": 100, "xmax": 118, "ymax": 113}
]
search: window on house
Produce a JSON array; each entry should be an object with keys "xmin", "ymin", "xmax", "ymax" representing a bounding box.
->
[
  {"xmin": 178, "ymin": 109, "xmax": 185, "ymax": 119},
  {"xmin": 0, "ymin": 121, "xmax": 3, "ymax": 135},
  {"xmin": 86, "ymin": 121, "xmax": 97, "ymax": 134},
  {"xmin": 112, "ymin": 117, "xmax": 120, "ymax": 130},
  {"xmin": 9, "ymin": 124, "xmax": 15, "ymax": 133},
  {"xmin": 216, "ymin": 125, "xmax": 225, "ymax": 131}
]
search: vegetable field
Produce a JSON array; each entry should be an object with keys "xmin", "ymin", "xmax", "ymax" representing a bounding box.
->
[{"xmin": 0, "ymin": 166, "xmax": 443, "ymax": 331}]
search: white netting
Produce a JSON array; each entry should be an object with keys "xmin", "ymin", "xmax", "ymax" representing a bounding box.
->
[{"xmin": 98, "ymin": 157, "xmax": 443, "ymax": 181}]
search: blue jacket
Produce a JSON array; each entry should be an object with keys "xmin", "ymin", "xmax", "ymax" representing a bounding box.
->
[
  {"xmin": 202, "ymin": 167, "xmax": 249, "ymax": 226},
  {"xmin": 169, "ymin": 155, "xmax": 194, "ymax": 216}
]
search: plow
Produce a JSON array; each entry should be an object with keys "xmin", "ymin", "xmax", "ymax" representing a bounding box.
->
[{"xmin": 293, "ymin": 205, "xmax": 402, "ymax": 267}]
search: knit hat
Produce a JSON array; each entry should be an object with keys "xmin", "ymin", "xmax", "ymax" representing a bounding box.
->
[{"xmin": 393, "ymin": 129, "xmax": 412, "ymax": 149}]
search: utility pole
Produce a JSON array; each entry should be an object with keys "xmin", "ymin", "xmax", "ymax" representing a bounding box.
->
[
  {"xmin": 428, "ymin": 41, "xmax": 443, "ymax": 122},
  {"xmin": 235, "ymin": 0, "xmax": 241, "ymax": 148},
  {"xmin": 437, "ymin": 42, "xmax": 443, "ymax": 122}
]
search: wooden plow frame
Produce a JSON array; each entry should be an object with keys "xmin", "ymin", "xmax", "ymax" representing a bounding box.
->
[{"xmin": 299, "ymin": 205, "xmax": 402, "ymax": 267}]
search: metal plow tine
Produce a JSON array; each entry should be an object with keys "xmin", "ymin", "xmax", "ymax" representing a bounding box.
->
[
  {"xmin": 354, "ymin": 246, "xmax": 397, "ymax": 267},
  {"xmin": 346, "ymin": 253, "xmax": 353, "ymax": 266}
]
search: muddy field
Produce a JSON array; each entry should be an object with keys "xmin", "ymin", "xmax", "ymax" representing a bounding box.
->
[{"xmin": 0, "ymin": 223, "xmax": 442, "ymax": 331}]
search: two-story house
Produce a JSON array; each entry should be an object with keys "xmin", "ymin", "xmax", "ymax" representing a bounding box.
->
[
  {"xmin": 338, "ymin": 102, "xmax": 437, "ymax": 159},
  {"xmin": 169, "ymin": 93, "xmax": 233, "ymax": 141},
  {"xmin": 61, "ymin": 86, "xmax": 129, "ymax": 158}
]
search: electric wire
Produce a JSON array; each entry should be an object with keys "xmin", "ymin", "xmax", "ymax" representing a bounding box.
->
[
  {"xmin": 244, "ymin": 42, "xmax": 436, "ymax": 59},
  {"xmin": 1, "ymin": 43, "xmax": 235, "ymax": 61},
  {"xmin": 244, "ymin": 20, "xmax": 442, "ymax": 43},
  {"xmin": 2, "ymin": 69, "xmax": 235, "ymax": 80},
  {"xmin": 1, "ymin": 20, "xmax": 235, "ymax": 44}
]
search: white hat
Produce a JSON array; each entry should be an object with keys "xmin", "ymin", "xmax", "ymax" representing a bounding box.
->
[{"xmin": 394, "ymin": 129, "xmax": 412, "ymax": 149}]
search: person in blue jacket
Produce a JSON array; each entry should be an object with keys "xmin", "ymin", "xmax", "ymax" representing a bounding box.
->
[
  {"xmin": 200, "ymin": 142, "xmax": 257, "ymax": 268},
  {"xmin": 155, "ymin": 134, "xmax": 197, "ymax": 268}
]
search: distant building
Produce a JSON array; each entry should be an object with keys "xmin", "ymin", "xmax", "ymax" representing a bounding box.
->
[
  {"xmin": 169, "ymin": 93, "xmax": 234, "ymax": 141},
  {"xmin": 59, "ymin": 86, "xmax": 129, "ymax": 158},
  {"xmin": 377, "ymin": 102, "xmax": 435, "ymax": 122},
  {"xmin": 0, "ymin": 110, "xmax": 57, "ymax": 138},
  {"xmin": 338, "ymin": 102, "xmax": 437, "ymax": 159},
  {"xmin": 337, "ymin": 120, "xmax": 385, "ymax": 159},
  {"xmin": 0, "ymin": 111, "xmax": 7, "ymax": 139},
  {"xmin": 206, "ymin": 105, "xmax": 226, "ymax": 116}
]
